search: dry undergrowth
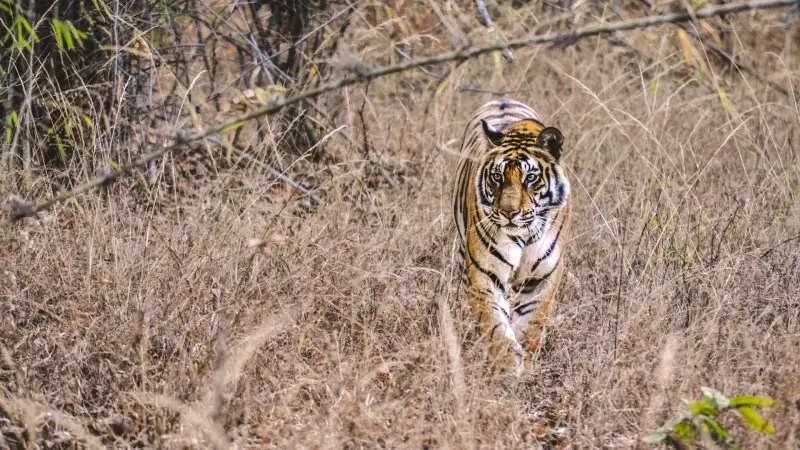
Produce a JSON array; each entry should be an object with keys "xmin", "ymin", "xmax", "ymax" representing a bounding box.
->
[{"xmin": 2, "ymin": 1, "xmax": 800, "ymax": 449}]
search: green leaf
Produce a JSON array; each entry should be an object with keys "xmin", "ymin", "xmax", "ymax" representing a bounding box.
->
[
  {"xmin": 105, "ymin": 157, "xmax": 122, "ymax": 172},
  {"xmin": 54, "ymin": 135, "xmax": 67, "ymax": 162},
  {"xmin": 737, "ymin": 406, "xmax": 775, "ymax": 435},
  {"xmin": 435, "ymin": 78, "xmax": 449, "ymax": 95},
  {"xmin": 729, "ymin": 395, "xmax": 775, "ymax": 409},
  {"xmin": 63, "ymin": 28, "xmax": 75, "ymax": 50},
  {"xmin": 699, "ymin": 416, "xmax": 731, "ymax": 444},
  {"xmin": 5, "ymin": 111, "xmax": 19, "ymax": 144},
  {"xmin": 643, "ymin": 431, "xmax": 668, "ymax": 443},
  {"xmin": 53, "ymin": 20, "xmax": 65, "ymax": 51},
  {"xmin": 688, "ymin": 397, "xmax": 718, "ymax": 417},
  {"xmin": 702, "ymin": 387, "xmax": 730, "ymax": 409},
  {"xmin": 673, "ymin": 421, "xmax": 696, "ymax": 441},
  {"xmin": 221, "ymin": 121, "xmax": 244, "ymax": 133},
  {"xmin": 492, "ymin": 50, "xmax": 503, "ymax": 77},
  {"xmin": 718, "ymin": 88, "xmax": 732, "ymax": 114},
  {"xmin": 70, "ymin": 23, "xmax": 88, "ymax": 41}
]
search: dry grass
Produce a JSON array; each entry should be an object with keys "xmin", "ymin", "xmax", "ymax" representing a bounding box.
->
[{"xmin": 2, "ymin": 1, "xmax": 800, "ymax": 448}]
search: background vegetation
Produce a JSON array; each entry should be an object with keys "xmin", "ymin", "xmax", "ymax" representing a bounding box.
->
[{"xmin": 1, "ymin": 0, "xmax": 799, "ymax": 447}]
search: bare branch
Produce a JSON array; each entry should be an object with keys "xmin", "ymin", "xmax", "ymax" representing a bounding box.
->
[
  {"xmin": 5, "ymin": 0, "xmax": 797, "ymax": 223},
  {"xmin": 474, "ymin": 0, "xmax": 515, "ymax": 62}
]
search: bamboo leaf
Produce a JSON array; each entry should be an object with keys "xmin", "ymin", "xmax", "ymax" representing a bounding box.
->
[
  {"xmin": 737, "ymin": 406, "xmax": 775, "ymax": 435},
  {"xmin": 673, "ymin": 421, "xmax": 697, "ymax": 441},
  {"xmin": 718, "ymin": 88, "xmax": 733, "ymax": 113},
  {"xmin": 221, "ymin": 121, "xmax": 244, "ymax": 133},
  {"xmin": 435, "ymin": 78, "xmax": 449, "ymax": 95},
  {"xmin": 492, "ymin": 50, "xmax": 503, "ymax": 76},
  {"xmin": 63, "ymin": 25, "xmax": 76, "ymax": 50},
  {"xmin": 53, "ymin": 20, "xmax": 65, "ymax": 51},
  {"xmin": 105, "ymin": 158, "xmax": 122, "ymax": 172},
  {"xmin": 699, "ymin": 416, "xmax": 731, "ymax": 444},
  {"xmin": 688, "ymin": 397, "xmax": 718, "ymax": 417},
  {"xmin": 729, "ymin": 395, "xmax": 775, "ymax": 409}
]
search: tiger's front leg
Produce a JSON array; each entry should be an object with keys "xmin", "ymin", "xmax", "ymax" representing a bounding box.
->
[
  {"xmin": 510, "ymin": 262, "xmax": 565, "ymax": 357},
  {"xmin": 466, "ymin": 265, "xmax": 524, "ymax": 376}
]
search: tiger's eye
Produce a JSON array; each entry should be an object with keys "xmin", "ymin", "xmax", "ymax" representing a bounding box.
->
[
  {"xmin": 490, "ymin": 172, "xmax": 502, "ymax": 183},
  {"xmin": 525, "ymin": 173, "xmax": 539, "ymax": 183}
]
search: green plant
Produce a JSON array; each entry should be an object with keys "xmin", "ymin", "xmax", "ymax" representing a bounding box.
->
[{"xmin": 645, "ymin": 387, "xmax": 776, "ymax": 448}]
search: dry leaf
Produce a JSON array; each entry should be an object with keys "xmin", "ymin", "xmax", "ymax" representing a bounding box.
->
[{"xmin": 247, "ymin": 234, "xmax": 287, "ymax": 248}]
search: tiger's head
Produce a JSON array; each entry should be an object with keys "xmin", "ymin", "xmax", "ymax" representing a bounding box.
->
[{"xmin": 477, "ymin": 118, "xmax": 569, "ymax": 229}]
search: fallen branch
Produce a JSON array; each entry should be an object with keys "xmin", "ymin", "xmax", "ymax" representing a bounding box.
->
[{"xmin": 5, "ymin": 0, "xmax": 797, "ymax": 222}]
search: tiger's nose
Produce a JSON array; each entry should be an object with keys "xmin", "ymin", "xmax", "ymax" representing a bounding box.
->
[{"xmin": 498, "ymin": 208, "xmax": 519, "ymax": 218}]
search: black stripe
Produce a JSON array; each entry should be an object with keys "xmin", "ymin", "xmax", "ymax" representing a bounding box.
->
[
  {"xmin": 499, "ymin": 99, "xmax": 536, "ymax": 111},
  {"xmin": 529, "ymin": 218, "xmax": 564, "ymax": 273},
  {"xmin": 550, "ymin": 169, "xmax": 564, "ymax": 206},
  {"xmin": 476, "ymin": 170, "xmax": 492, "ymax": 206},
  {"xmin": 510, "ymin": 235, "xmax": 526, "ymax": 248},
  {"xmin": 514, "ymin": 300, "xmax": 538, "ymax": 316},
  {"xmin": 514, "ymin": 276, "xmax": 543, "ymax": 295},
  {"xmin": 463, "ymin": 131, "xmax": 480, "ymax": 151},
  {"xmin": 480, "ymin": 112, "xmax": 528, "ymax": 122},
  {"xmin": 473, "ymin": 221, "xmax": 512, "ymax": 268},
  {"xmin": 537, "ymin": 265, "xmax": 558, "ymax": 281},
  {"xmin": 516, "ymin": 265, "xmax": 559, "ymax": 300},
  {"xmin": 537, "ymin": 168, "xmax": 555, "ymax": 205},
  {"xmin": 492, "ymin": 303, "xmax": 511, "ymax": 321},
  {"xmin": 480, "ymin": 229, "xmax": 510, "ymax": 267},
  {"xmin": 489, "ymin": 323, "xmax": 502, "ymax": 341},
  {"xmin": 473, "ymin": 219, "xmax": 495, "ymax": 248},
  {"xmin": 468, "ymin": 250, "xmax": 506, "ymax": 295}
]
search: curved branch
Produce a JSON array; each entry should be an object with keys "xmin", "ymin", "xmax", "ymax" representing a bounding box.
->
[{"xmin": 6, "ymin": 0, "xmax": 798, "ymax": 222}]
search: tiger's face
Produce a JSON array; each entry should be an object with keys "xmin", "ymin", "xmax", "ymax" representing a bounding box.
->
[{"xmin": 477, "ymin": 119, "xmax": 567, "ymax": 229}]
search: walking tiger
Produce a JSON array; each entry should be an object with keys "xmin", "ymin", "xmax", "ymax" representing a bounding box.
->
[{"xmin": 452, "ymin": 99, "xmax": 572, "ymax": 375}]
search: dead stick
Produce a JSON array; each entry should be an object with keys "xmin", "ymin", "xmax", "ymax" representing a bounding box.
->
[
  {"xmin": 5, "ymin": 0, "xmax": 797, "ymax": 222},
  {"xmin": 474, "ymin": 0, "xmax": 515, "ymax": 62}
]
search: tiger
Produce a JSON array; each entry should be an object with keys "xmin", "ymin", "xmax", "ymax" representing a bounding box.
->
[{"xmin": 452, "ymin": 99, "xmax": 572, "ymax": 376}]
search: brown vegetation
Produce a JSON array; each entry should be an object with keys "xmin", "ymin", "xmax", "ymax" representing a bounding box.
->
[{"xmin": 1, "ymin": 0, "xmax": 799, "ymax": 448}]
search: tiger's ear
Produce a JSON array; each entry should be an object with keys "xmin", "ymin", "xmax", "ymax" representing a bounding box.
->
[
  {"xmin": 481, "ymin": 119, "xmax": 504, "ymax": 147},
  {"xmin": 536, "ymin": 127, "xmax": 564, "ymax": 160}
]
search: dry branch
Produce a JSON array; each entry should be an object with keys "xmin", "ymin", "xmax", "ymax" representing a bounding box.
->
[
  {"xmin": 474, "ymin": 0, "xmax": 515, "ymax": 62},
  {"xmin": 5, "ymin": 0, "xmax": 797, "ymax": 223}
]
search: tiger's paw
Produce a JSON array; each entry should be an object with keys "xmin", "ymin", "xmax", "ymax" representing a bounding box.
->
[{"xmin": 489, "ymin": 340, "xmax": 525, "ymax": 377}]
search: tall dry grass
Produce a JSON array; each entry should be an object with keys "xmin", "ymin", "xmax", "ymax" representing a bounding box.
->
[{"xmin": 2, "ymin": 0, "xmax": 800, "ymax": 448}]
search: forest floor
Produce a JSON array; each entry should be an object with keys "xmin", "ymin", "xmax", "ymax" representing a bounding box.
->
[{"xmin": 2, "ymin": 2, "xmax": 800, "ymax": 448}]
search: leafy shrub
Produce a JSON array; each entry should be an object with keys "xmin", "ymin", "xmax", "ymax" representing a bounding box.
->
[{"xmin": 645, "ymin": 387, "xmax": 776, "ymax": 448}]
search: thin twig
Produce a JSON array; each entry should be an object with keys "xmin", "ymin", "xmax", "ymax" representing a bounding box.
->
[{"xmin": 5, "ymin": 0, "xmax": 797, "ymax": 222}]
